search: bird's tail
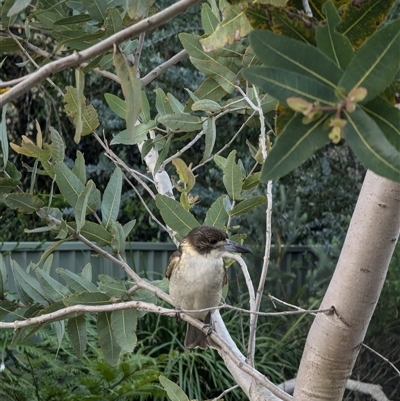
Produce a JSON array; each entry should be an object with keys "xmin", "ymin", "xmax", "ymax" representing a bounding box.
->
[{"xmin": 184, "ymin": 312, "xmax": 216, "ymax": 350}]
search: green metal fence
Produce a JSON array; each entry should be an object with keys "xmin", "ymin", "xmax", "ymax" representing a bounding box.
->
[{"xmin": 1, "ymin": 242, "xmax": 317, "ymax": 296}]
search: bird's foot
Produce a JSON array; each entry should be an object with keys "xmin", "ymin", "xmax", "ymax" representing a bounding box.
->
[
  {"xmin": 174, "ymin": 308, "xmax": 182, "ymax": 321},
  {"xmin": 202, "ymin": 323, "xmax": 213, "ymax": 337}
]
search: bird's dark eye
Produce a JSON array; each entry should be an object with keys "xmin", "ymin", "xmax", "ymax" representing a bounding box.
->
[{"xmin": 209, "ymin": 238, "xmax": 218, "ymax": 245}]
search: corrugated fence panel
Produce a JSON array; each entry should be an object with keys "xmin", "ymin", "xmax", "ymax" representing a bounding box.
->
[{"xmin": 1, "ymin": 242, "xmax": 316, "ymax": 296}]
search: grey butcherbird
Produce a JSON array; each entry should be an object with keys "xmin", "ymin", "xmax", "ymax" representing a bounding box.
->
[{"xmin": 165, "ymin": 226, "xmax": 251, "ymax": 349}]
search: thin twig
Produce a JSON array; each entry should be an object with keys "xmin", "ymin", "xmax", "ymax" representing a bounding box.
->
[
  {"xmin": 212, "ymin": 385, "xmax": 240, "ymax": 401},
  {"xmin": 361, "ymin": 343, "xmax": 400, "ymax": 377}
]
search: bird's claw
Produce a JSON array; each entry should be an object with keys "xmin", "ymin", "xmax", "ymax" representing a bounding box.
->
[
  {"xmin": 174, "ymin": 308, "xmax": 182, "ymax": 321},
  {"xmin": 202, "ymin": 323, "xmax": 213, "ymax": 337}
]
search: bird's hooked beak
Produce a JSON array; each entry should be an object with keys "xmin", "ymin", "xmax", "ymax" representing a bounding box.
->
[{"xmin": 222, "ymin": 239, "xmax": 252, "ymax": 254}]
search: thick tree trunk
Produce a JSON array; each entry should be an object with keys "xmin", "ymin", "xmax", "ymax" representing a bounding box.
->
[{"xmin": 294, "ymin": 170, "xmax": 400, "ymax": 400}]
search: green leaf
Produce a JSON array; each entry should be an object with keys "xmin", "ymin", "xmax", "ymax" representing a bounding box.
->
[
  {"xmin": 203, "ymin": 195, "xmax": 229, "ymax": 228},
  {"xmin": 153, "ymin": 135, "xmax": 171, "ymax": 175},
  {"xmin": 140, "ymin": 91, "xmax": 151, "ymax": 122},
  {"xmin": 190, "ymin": 57, "xmax": 237, "ymax": 94},
  {"xmin": 113, "ymin": 48, "xmax": 142, "ymax": 142},
  {"xmin": 155, "ymin": 194, "xmax": 200, "ymax": 237},
  {"xmin": 0, "ymin": 299, "xmax": 17, "ymax": 320},
  {"xmin": 11, "ymin": 260, "xmax": 49, "ymax": 305},
  {"xmin": 223, "ymin": 150, "xmax": 242, "ymax": 200},
  {"xmin": 98, "ymin": 274, "xmax": 127, "ymax": 298},
  {"xmin": 362, "ymin": 97, "xmax": 400, "ymax": 151},
  {"xmin": 6, "ymin": 0, "xmax": 32, "ymax": 17},
  {"xmin": 201, "ymin": 3, "xmax": 219, "ymax": 35},
  {"xmin": 229, "ymin": 196, "xmax": 267, "ymax": 216},
  {"xmin": 111, "ymin": 309, "xmax": 137, "ymax": 352},
  {"xmin": 72, "ymin": 150, "xmax": 86, "ymax": 184},
  {"xmin": 75, "ymin": 180, "xmax": 96, "ymax": 231},
  {"xmin": 64, "ymin": 86, "xmax": 100, "ymax": 138},
  {"xmin": 35, "ymin": 268, "xmax": 71, "ymax": 302},
  {"xmin": 242, "ymin": 172, "xmax": 261, "ymax": 190},
  {"xmin": 109, "ymin": 220, "xmax": 126, "ymax": 253},
  {"xmin": 49, "ymin": 127, "xmax": 65, "ymax": 163},
  {"xmin": 102, "ymin": 167, "xmax": 122, "ymax": 229},
  {"xmin": 167, "ymin": 93, "xmax": 184, "ymax": 113},
  {"xmin": 67, "ymin": 315, "xmax": 87, "ymax": 359},
  {"xmin": 337, "ymin": 0, "xmax": 396, "ymax": 49},
  {"xmin": 159, "ymin": 375, "xmax": 189, "ymax": 401},
  {"xmin": 339, "ymin": 20, "xmax": 400, "ymax": 103},
  {"xmin": 243, "ymin": 66, "xmax": 337, "ymax": 106},
  {"xmin": 4, "ymin": 193, "xmax": 44, "ymax": 214},
  {"xmin": 5, "ymin": 160, "xmax": 22, "ymax": 180},
  {"xmin": 344, "ymin": 107, "xmax": 400, "ymax": 182},
  {"xmin": 155, "ymin": 88, "xmax": 174, "ymax": 116},
  {"xmin": 54, "ymin": 162, "xmax": 84, "ymax": 208},
  {"xmin": 54, "ymin": 14, "xmax": 92, "ymax": 25},
  {"xmin": 261, "ymin": 114, "xmax": 329, "ymax": 181},
  {"xmin": 56, "ymin": 267, "xmax": 98, "ymax": 293},
  {"xmin": 105, "ymin": 8, "xmax": 123, "ymax": 35},
  {"xmin": 249, "ymin": 29, "xmax": 342, "ymax": 89},
  {"xmin": 123, "ymin": 219, "xmax": 136, "ymax": 239},
  {"xmin": 201, "ymin": 4, "xmax": 253, "ymax": 51},
  {"xmin": 104, "ymin": 93, "xmax": 126, "ymax": 119},
  {"xmin": 63, "ymin": 291, "xmax": 111, "ymax": 306},
  {"xmin": 0, "ymin": 177, "xmax": 20, "ymax": 195},
  {"xmin": 81, "ymin": 0, "xmax": 107, "ymax": 21},
  {"xmin": 0, "ymin": 254, "xmax": 7, "ymax": 298},
  {"xmin": 0, "ymin": 103, "xmax": 8, "ymax": 166},
  {"xmin": 126, "ymin": 0, "xmax": 156, "ymax": 19},
  {"xmin": 80, "ymin": 262, "xmax": 92, "ymax": 282},
  {"xmin": 110, "ymin": 120, "xmax": 156, "ymax": 145},
  {"xmin": 214, "ymin": 154, "xmax": 227, "ymax": 170},
  {"xmin": 201, "ymin": 117, "xmax": 216, "ymax": 163},
  {"xmin": 192, "ymin": 77, "xmax": 227, "ymax": 103},
  {"xmin": 68, "ymin": 221, "xmax": 113, "ymax": 247},
  {"xmin": 97, "ymin": 312, "xmax": 121, "ymax": 366},
  {"xmin": 315, "ymin": 0, "xmax": 354, "ymax": 70},
  {"xmin": 74, "ymin": 68, "xmax": 85, "ymax": 143},
  {"xmin": 158, "ymin": 113, "xmax": 202, "ymax": 132},
  {"xmin": 192, "ymin": 100, "xmax": 222, "ymax": 113}
]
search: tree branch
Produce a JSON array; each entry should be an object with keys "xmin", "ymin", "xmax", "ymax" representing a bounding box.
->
[{"xmin": 0, "ymin": 0, "xmax": 201, "ymax": 107}]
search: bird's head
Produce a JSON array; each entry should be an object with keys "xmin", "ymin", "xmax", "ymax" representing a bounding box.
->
[{"xmin": 181, "ymin": 226, "xmax": 252, "ymax": 257}]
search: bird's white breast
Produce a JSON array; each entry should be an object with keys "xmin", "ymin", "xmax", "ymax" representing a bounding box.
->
[{"xmin": 168, "ymin": 252, "xmax": 225, "ymax": 320}]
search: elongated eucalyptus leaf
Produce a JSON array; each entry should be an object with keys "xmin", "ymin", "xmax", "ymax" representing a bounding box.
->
[
  {"xmin": 155, "ymin": 88, "xmax": 174, "ymax": 116},
  {"xmin": 201, "ymin": 117, "xmax": 216, "ymax": 162},
  {"xmin": 104, "ymin": 93, "xmax": 126, "ymax": 119},
  {"xmin": 111, "ymin": 309, "xmax": 137, "ymax": 352},
  {"xmin": 81, "ymin": 0, "xmax": 107, "ymax": 21},
  {"xmin": 72, "ymin": 150, "xmax": 86, "ymax": 184},
  {"xmin": 63, "ymin": 291, "xmax": 110, "ymax": 306},
  {"xmin": 190, "ymin": 57, "xmax": 237, "ymax": 93},
  {"xmin": 155, "ymin": 194, "xmax": 200, "ymax": 237},
  {"xmin": 35, "ymin": 268, "xmax": 71, "ymax": 302},
  {"xmin": 49, "ymin": 127, "xmax": 65, "ymax": 163},
  {"xmin": 11, "ymin": 260, "xmax": 49, "ymax": 305},
  {"xmin": 67, "ymin": 315, "xmax": 87, "ymax": 359},
  {"xmin": 0, "ymin": 177, "xmax": 20, "ymax": 195},
  {"xmin": 249, "ymin": 29, "xmax": 343, "ymax": 88},
  {"xmin": 223, "ymin": 150, "xmax": 242, "ymax": 200},
  {"xmin": 339, "ymin": 20, "xmax": 400, "ymax": 103},
  {"xmin": 192, "ymin": 77, "xmax": 227, "ymax": 103},
  {"xmin": 0, "ymin": 254, "xmax": 7, "ymax": 298},
  {"xmin": 344, "ymin": 108, "xmax": 400, "ymax": 182},
  {"xmin": 113, "ymin": 48, "xmax": 142, "ymax": 143},
  {"xmin": 243, "ymin": 66, "xmax": 337, "ymax": 106},
  {"xmin": 98, "ymin": 274, "xmax": 127, "ymax": 298},
  {"xmin": 75, "ymin": 180, "xmax": 95, "ymax": 231},
  {"xmin": 159, "ymin": 113, "xmax": 202, "ymax": 132},
  {"xmin": 102, "ymin": 167, "xmax": 122, "ymax": 229},
  {"xmin": 159, "ymin": 375, "xmax": 189, "ymax": 401},
  {"xmin": 68, "ymin": 221, "xmax": 113, "ymax": 246},
  {"xmin": 201, "ymin": 3, "xmax": 219, "ymax": 35},
  {"xmin": 56, "ymin": 267, "xmax": 98, "ymax": 293},
  {"xmin": 203, "ymin": 195, "xmax": 229, "ymax": 228},
  {"xmin": 4, "ymin": 193, "xmax": 44, "ymax": 214},
  {"xmin": 316, "ymin": 0, "xmax": 354, "ymax": 70},
  {"xmin": 337, "ymin": 0, "xmax": 396, "ymax": 49},
  {"xmin": 261, "ymin": 114, "xmax": 329, "ymax": 181},
  {"xmin": 229, "ymin": 196, "xmax": 267, "ymax": 216},
  {"xmin": 54, "ymin": 162, "xmax": 84, "ymax": 207},
  {"xmin": 362, "ymin": 97, "xmax": 400, "ymax": 151},
  {"xmin": 97, "ymin": 312, "xmax": 121, "ymax": 366},
  {"xmin": 1, "ymin": 103, "xmax": 8, "ymax": 166}
]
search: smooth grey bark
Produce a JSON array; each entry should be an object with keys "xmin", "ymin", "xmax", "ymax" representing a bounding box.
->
[{"xmin": 294, "ymin": 170, "xmax": 400, "ymax": 400}]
